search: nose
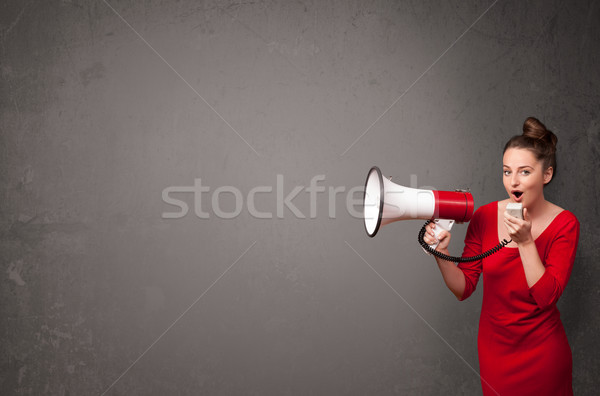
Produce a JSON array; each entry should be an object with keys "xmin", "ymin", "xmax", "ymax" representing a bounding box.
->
[{"xmin": 511, "ymin": 173, "xmax": 519, "ymax": 186}]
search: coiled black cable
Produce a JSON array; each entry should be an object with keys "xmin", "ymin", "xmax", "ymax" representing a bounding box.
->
[{"xmin": 418, "ymin": 220, "xmax": 512, "ymax": 263}]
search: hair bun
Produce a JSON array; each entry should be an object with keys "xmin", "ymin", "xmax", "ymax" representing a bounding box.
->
[{"xmin": 523, "ymin": 116, "xmax": 558, "ymax": 149}]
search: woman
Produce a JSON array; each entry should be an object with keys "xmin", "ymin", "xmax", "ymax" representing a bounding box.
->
[{"xmin": 424, "ymin": 117, "xmax": 580, "ymax": 395}]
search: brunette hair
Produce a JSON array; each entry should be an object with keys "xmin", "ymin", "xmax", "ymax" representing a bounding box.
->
[{"xmin": 503, "ymin": 117, "xmax": 558, "ymax": 183}]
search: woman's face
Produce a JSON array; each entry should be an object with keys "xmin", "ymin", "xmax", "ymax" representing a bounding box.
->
[{"xmin": 502, "ymin": 148, "xmax": 553, "ymax": 207}]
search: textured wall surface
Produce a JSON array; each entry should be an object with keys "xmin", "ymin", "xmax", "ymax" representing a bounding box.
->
[{"xmin": 1, "ymin": 0, "xmax": 599, "ymax": 395}]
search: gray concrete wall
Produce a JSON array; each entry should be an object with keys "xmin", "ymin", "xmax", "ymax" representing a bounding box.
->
[{"xmin": 1, "ymin": 0, "xmax": 598, "ymax": 394}]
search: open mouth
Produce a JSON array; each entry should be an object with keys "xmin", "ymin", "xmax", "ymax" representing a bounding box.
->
[{"xmin": 512, "ymin": 190, "xmax": 523, "ymax": 200}]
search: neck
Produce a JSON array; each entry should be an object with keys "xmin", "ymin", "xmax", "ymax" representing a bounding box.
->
[{"xmin": 525, "ymin": 196, "xmax": 547, "ymax": 218}]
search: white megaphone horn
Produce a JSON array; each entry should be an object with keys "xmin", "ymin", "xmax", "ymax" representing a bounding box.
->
[{"xmin": 363, "ymin": 167, "xmax": 474, "ymax": 246}]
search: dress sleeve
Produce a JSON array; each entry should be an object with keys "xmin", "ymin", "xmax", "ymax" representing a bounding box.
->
[
  {"xmin": 457, "ymin": 207, "xmax": 485, "ymax": 301},
  {"xmin": 529, "ymin": 215, "xmax": 580, "ymax": 309}
]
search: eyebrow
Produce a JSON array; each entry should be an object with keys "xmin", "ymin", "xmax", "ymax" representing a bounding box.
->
[{"xmin": 503, "ymin": 165, "xmax": 535, "ymax": 169}]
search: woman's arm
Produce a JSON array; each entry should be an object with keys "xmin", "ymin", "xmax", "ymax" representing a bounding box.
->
[
  {"xmin": 505, "ymin": 209, "xmax": 580, "ymax": 308},
  {"xmin": 503, "ymin": 208, "xmax": 545, "ymax": 287},
  {"xmin": 517, "ymin": 241, "xmax": 545, "ymax": 287},
  {"xmin": 424, "ymin": 223, "xmax": 466, "ymax": 300}
]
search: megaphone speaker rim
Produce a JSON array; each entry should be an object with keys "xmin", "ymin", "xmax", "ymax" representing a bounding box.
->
[{"xmin": 363, "ymin": 166, "xmax": 384, "ymax": 237}]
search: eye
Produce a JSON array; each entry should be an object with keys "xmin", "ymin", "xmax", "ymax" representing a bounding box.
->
[
  {"xmin": 521, "ymin": 170, "xmax": 531, "ymax": 176},
  {"xmin": 503, "ymin": 170, "xmax": 511, "ymax": 176}
]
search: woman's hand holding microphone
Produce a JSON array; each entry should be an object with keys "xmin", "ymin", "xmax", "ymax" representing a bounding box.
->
[{"xmin": 504, "ymin": 208, "xmax": 534, "ymax": 245}]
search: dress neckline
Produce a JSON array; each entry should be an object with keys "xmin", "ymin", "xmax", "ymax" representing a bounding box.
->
[{"xmin": 495, "ymin": 201, "xmax": 565, "ymax": 249}]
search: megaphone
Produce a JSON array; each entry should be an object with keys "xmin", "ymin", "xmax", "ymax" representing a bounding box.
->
[{"xmin": 363, "ymin": 167, "xmax": 474, "ymax": 244}]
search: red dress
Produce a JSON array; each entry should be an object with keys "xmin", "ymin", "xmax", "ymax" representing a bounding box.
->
[{"xmin": 458, "ymin": 202, "xmax": 580, "ymax": 396}]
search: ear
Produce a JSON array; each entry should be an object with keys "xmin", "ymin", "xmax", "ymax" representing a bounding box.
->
[{"xmin": 543, "ymin": 167, "xmax": 554, "ymax": 184}]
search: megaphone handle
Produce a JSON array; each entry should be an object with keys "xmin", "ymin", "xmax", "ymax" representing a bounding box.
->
[
  {"xmin": 419, "ymin": 220, "xmax": 512, "ymax": 262},
  {"xmin": 425, "ymin": 219, "xmax": 455, "ymax": 252}
]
